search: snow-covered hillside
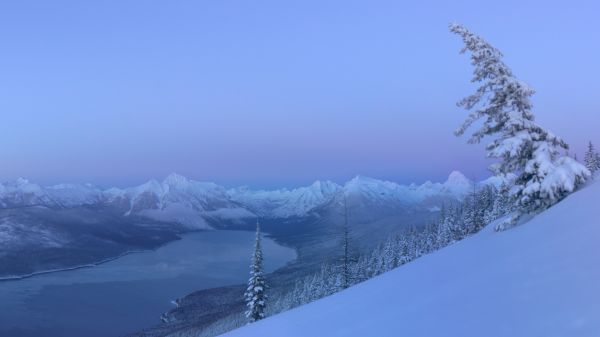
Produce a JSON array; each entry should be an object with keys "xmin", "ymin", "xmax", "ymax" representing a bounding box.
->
[{"xmin": 221, "ymin": 181, "xmax": 600, "ymax": 337}]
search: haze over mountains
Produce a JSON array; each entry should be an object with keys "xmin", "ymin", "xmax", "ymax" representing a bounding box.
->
[{"xmin": 0, "ymin": 171, "xmax": 478, "ymax": 224}]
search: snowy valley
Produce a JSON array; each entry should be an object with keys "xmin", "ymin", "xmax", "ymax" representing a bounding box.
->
[{"xmin": 1, "ymin": 3, "xmax": 598, "ymax": 337}]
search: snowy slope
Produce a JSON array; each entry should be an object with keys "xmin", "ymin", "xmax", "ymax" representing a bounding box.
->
[{"xmin": 221, "ymin": 182, "xmax": 600, "ymax": 337}]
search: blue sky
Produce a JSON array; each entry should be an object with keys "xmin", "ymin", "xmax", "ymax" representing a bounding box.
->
[{"xmin": 1, "ymin": 0, "xmax": 598, "ymax": 188}]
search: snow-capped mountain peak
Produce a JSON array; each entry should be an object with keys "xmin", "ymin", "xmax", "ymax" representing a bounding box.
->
[
  {"xmin": 135, "ymin": 179, "xmax": 163, "ymax": 195},
  {"xmin": 307, "ymin": 180, "xmax": 341, "ymax": 197},
  {"xmin": 5, "ymin": 177, "xmax": 44, "ymax": 193},
  {"xmin": 163, "ymin": 173, "xmax": 192, "ymax": 189},
  {"xmin": 343, "ymin": 176, "xmax": 400, "ymax": 200},
  {"xmin": 444, "ymin": 170, "xmax": 470, "ymax": 186},
  {"xmin": 0, "ymin": 178, "xmax": 54, "ymax": 207},
  {"xmin": 345, "ymin": 175, "xmax": 385, "ymax": 188},
  {"xmin": 442, "ymin": 170, "xmax": 473, "ymax": 198}
]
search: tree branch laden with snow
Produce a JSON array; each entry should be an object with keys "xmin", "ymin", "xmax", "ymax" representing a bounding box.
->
[
  {"xmin": 449, "ymin": 23, "xmax": 590, "ymax": 230},
  {"xmin": 245, "ymin": 221, "xmax": 267, "ymax": 323}
]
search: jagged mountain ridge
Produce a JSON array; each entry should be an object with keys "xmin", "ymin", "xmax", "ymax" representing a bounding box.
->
[{"xmin": 0, "ymin": 171, "xmax": 491, "ymax": 228}]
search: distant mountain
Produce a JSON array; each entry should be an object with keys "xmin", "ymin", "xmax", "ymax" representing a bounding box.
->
[
  {"xmin": 345, "ymin": 170, "xmax": 474, "ymax": 204},
  {"xmin": 0, "ymin": 178, "xmax": 58, "ymax": 208},
  {"xmin": 103, "ymin": 173, "xmax": 247, "ymax": 229},
  {"xmin": 0, "ymin": 171, "xmax": 489, "ymax": 228},
  {"xmin": 228, "ymin": 180, "xmax": 342, "ymax": 218}
]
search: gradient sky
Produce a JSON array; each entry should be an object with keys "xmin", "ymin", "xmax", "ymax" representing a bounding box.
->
[{"xmin": 1, "ymin": 0, "xmax": 598, "ymax": 188}]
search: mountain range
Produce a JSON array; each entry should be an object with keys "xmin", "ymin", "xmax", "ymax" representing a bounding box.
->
[{"xmin": 0, "ymin": 171, "xmax": 479, "ymax": 227}]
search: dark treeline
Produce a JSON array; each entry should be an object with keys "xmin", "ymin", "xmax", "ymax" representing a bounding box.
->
[{"xmin": 270, "ymin": 183, "xmax": 514, "ymax": 313}]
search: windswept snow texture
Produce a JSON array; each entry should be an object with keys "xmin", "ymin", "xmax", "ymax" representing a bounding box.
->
[{"xmin": 221, "ymin": 182, "xmax": 600, "ymax": 337}]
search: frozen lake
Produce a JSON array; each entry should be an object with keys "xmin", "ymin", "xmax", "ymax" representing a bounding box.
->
[{"xmin": 0, "ymin": 230, "xmax": 295, "ymax": 337}]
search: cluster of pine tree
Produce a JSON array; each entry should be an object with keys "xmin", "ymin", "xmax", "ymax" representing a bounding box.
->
[{"xmin": 271, "ymin": 184, "xmax": 514, "ymax": 313}]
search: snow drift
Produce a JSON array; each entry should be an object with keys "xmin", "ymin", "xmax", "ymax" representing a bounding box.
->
[{"xmin": 221, "ymin": 181, "xmax": 600, "ymax": 337}]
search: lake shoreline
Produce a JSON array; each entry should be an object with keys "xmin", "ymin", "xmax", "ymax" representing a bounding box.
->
[
  {"xmin": 0, "ymin": 235, "xmax": 184, "ymax": 282},
  {"xmin": 0, "ymin": 230, "xmax": 296, "ymax": 337},
  {"xmin": 0, "ymin": 228, "xmax": 272, "ymax": 282}
]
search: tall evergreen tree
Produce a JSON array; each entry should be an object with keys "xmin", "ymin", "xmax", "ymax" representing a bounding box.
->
[
  {"xmin": 584, "ymin": 141, "xmax": 598, "ymax": 175},
  {"xmin": 340, "ymin": 197, "xmax": 352, "ymax": 289},
  {"xmin": 450, "ymin": 23, "xmax": 590, "ymax": 230},
  {"xmin": 437, "ymin": 205, "xmax": 453, "ymax": 246},
  {"xmin": 245, "ymin": 221, "xmax": 267, "ymax": 323}
]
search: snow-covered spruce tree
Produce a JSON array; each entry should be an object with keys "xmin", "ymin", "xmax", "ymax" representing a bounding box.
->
[
  {"xmin": 450, "ymin": 23, "xmax": 590, "ymax": 230},
  {"xmin": 436, "ymin": 205, "xmax": 453, "ymax": 247},
  {"xmin": 584, "ymin": 141, "xmax": 598, "ymax": 175},
  {"xmin": 339, "ymin": 197, "xmax": 353, "ymax": 290},
  {"xmin": 479, "ymin": 185, "xmax": 496, "ymax": 225},
  {"xmin": 493, "ymin": 182, "xmax": 511, "ymax": 217},
  {"xmin": 245, "ymin": 221, "xmax": 266, "ymax": 323}
]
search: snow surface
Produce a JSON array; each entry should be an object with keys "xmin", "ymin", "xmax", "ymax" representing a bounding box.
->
[{"xmin": 221, "ymin": 182, "xmax": 600, "ymax": 337}]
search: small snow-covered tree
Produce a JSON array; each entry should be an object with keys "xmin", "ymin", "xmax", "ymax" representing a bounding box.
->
[
  {"xmin": 450, "ymin": 23, "xmax": 590, "ymax": 230},
  {"xmin": 245, "ymin": 221, "xmax": 267, "ymax": 323},
  {"xmin": 584, "ymin": 141, "xmax": 599, "ymax": 175}
]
